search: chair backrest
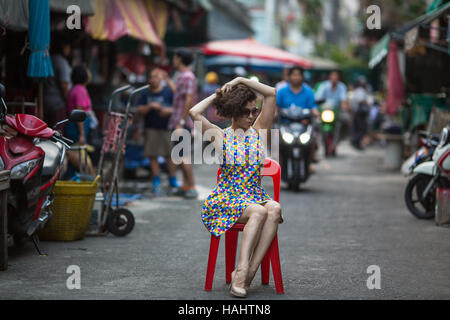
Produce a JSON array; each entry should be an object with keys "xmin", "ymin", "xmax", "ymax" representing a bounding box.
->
[{"xmin": 216, "ymin": 158, "xmax": 281, "ymax": 202}]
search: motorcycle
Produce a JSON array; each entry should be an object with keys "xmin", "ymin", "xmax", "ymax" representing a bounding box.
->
[
  {"xmin": 278, "ymin": 104, "xmax": 315, "ymax": 191},
  {"xmin": 318, "ymin": 99, "xmax": 339, "ymax": 157},
  {"xmin": 404, "ymin": 126, "xmax": 450, "ymax": 219},
  {"xmin": 0, "ymin": 83, "xmax": 86, "ymax": 254},
  {"xmin": 405, "ymin": 131, "xmax": 440, "ymax": 176}
]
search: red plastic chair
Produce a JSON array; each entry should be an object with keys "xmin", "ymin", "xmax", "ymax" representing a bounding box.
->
[{"xmin": 204, "ymin": 158, "xmax": 284, "ymax": 294}]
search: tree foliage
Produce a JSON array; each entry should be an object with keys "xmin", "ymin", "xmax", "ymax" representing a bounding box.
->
[
  {"xmin": 315, "ymin": 42, "xmax": 367, "ymax": 69},
  {"xmin": 297, "ymin": 0, "xmax": 323, "ymax": 37}
]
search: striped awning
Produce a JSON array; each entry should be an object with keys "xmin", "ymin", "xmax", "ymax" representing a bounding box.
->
[
  {"xmin": 87, "ymin": 0, "xmax": 164, "ymax": 49},
  {"xmin": 201, "ymin": 38, "xmax": 313, "ymax": 68}
]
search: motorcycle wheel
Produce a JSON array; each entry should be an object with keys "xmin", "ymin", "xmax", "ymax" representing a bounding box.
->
[
  {"xmin": 323, "ymin": 133, "xmax": 333, "ymax": 157},
  {"xmin": 106, "ymin": 208, "xmax": 135, "ymax": 237},
  {"xmin": 404, "ymin": 174, "xmax": 438, "ymax": 219}
]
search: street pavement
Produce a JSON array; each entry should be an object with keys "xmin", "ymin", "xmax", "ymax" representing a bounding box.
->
[{"xmin": 1, "ymin": 142, "xmax": 449, "ymax": 300}]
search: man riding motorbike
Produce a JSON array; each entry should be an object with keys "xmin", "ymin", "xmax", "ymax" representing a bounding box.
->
[
  {"xmin": 315, "ymin": 70, "xmax": 349, "ymax": 156},
  {"xmin": 276, "ymin": 66, "xmax": 319, "ymax": 188}
]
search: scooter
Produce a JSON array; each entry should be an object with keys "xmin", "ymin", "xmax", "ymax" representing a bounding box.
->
[
  {"xmin": 0, "ymin": 83, "xmax": 86, "ymax": 254},
  {"xmin": 318, "ymin": 99, "xmax": 339, "ymax": 157},
  {"xmin": 278, "ymin": 104, "xmax": 314, "ymax": 191},
  {"xmin": 405, "ymin": 126, "xmax": 450, "ymax": 219},
  {"xmin": 405, "ymin": 131, "xmax": 440, "ymax": 176}
]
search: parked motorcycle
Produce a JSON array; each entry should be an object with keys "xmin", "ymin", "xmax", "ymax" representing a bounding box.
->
[
  {"xmin": 0, "ymin": 83, "xmax": 86, "ymax": 254},
  {"xmin": 318, "ymin": 99, "xmax": 339, "ymax": 157},
  {"xmin": 404, "ymin": 126, "xmax": 450, "ymax": 219},
  {"xmin": 278, "ymin": 105, "xmax": 314, "ymax": 191},
  {"xmin": 406, "ymin": 131, "xmax": 440, "ymax": 175}
]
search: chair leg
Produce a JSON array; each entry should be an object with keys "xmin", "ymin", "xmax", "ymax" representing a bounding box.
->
[
  {"xmin": 270, "ymin": 235, "xmax": 285, "ymax": 294},
  {"xmin": 204, "ymin": 235, "xmax": 220, "ymax": 291},
  {"xmin": 261, "ymin": 248, "xmax": 271, "ymax": 285},
  {"xmin": 225, "ymin": 230, "xmax": 239, "ymax": 284}
]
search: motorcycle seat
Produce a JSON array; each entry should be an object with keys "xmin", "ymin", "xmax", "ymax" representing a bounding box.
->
[
  {"xmin": 36, "ymin": 140, "xmax": 63, "ymax": 177},
  {"xmin": 5, "ymin": 114, "xmax": 55, "ymax": 138}
]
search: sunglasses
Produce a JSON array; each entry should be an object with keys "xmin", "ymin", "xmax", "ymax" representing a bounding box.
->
[{"xmin": 242, "ymin": 108, "xmax": 260, "ymax": 118}]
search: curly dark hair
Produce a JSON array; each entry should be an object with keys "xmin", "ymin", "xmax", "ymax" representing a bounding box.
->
[{"xmin": 212, "ymin": 84, "xmax": 257, "ymax": 119}]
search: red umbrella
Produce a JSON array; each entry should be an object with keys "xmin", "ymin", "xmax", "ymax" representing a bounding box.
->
[{"xmin": 200, "ymin": 38, "xmax": 313, "ymax": 68}]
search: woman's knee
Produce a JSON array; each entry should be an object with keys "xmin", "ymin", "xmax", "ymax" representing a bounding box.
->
[
  {"xmin": 249, "ymin": 205, "xmax": 268, "ymax": 221},
  {"xmin": 266, "ymin": 201, "xmax": 282, "ymax": 221}
]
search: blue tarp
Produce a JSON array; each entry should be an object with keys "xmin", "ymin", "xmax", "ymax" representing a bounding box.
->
[{"xmin": 27, "ymin": 0, "xmax": 54, "ymax": 78}]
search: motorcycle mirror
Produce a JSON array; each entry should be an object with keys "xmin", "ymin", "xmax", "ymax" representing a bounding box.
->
[
  {"xmin": 0, "ymin": 83, "xmax": 7, "ymax": 116},
  {"xmin": 69, "ymin": 110, "xmax": 87, "ymax": 122}
]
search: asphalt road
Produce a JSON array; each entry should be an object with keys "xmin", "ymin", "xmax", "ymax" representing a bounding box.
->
[{"xmin": 1, "ymin": 142, "xmax": 449, "ymax": 299}]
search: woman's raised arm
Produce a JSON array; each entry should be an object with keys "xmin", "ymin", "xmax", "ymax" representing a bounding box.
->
[{"xmin": 188, "ymin": 92, "xmax": 224, "ymax": 149}]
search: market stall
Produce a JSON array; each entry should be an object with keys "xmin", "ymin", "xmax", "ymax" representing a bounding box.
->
[{"xmin": 369, "ymin": 0, "xmax": 450, "ymax": 154}]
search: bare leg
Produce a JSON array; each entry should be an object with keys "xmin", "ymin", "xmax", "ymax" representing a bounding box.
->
[
  {"xmin": 230, "ymin": 204, "xmax": 268, "ymax": 297},
  {"xmin": 181, "ymin": 161, "xmax": 195, "ymax": 188},
  {"xmin": 66, "ymin": 150, "xmax": 80, "ymax": 172},
  {"xmin": 166, "ymin": 157, "xmax": 177, "ymax": 177},
  {"xmin": 149, "ymin": 157, "xmax": 160, "ymax": 177},
  {"xmin": 86, "ymin": 155, "xmax": 94, "ymax": 176},
  {"xmin": 245, "ymin": 201, "xmax": 282, "ymax": 289}
]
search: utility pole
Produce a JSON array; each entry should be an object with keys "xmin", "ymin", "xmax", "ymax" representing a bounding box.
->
[{"xmin": 265, "ymin": 0, "xmax": 276, "ymax": 46}]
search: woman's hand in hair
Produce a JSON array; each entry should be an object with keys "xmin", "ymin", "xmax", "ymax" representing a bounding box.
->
[{"xmin": 220, "ymin": 77, "xmax": 243, "ymax": 93}]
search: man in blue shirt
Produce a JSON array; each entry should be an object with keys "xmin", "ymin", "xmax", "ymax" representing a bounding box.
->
[
  {"xmin": 315, "ymin": 70, "xmax": 348, "ymax": 111},
  {"xmin": 315, "ymin": 70, "xmax": 350, "ymax": 147},
  {"xmin": 276, "ymin": 66, "xmax": 319, "ymax": 117},
  {"xmin": 276, "ymin": 66, "xmax": 319, "ymax": 167}
]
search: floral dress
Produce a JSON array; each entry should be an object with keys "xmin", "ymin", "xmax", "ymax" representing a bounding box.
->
[{"xmin": 201, "ymin": 126, "xmax": 272, "ymax": 237}]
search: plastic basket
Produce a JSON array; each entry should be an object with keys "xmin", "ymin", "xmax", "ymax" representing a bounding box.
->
[{"xmin": 39, "ymin": 176, "xmax": 100, "ymax": 241}]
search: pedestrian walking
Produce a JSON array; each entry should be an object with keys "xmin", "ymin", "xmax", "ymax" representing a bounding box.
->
[
  {"xmin": 167, "ymin": 48, "xmax": 198, "ymax": 199},
  {"xmin": 189, "ymin": 77, "xmax": 283, "ymax": 298},
  {"xmin": 43, "ymin": 37, "xmax": 72, "ymax": 128},
  {"xmin": 137, "ymin": 68, "xmax": 180, "ymax": 194}
]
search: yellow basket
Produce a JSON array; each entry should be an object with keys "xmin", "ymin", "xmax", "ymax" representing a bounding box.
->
[{"xmin": 39, "ymin": 176, "xmax": 100, "ymax": 241}]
